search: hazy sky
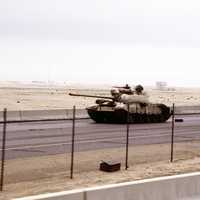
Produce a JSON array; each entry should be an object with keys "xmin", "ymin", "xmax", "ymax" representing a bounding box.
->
[{"xmin": 1, "ymin": 0, "xmax": 200, "ymax": 87}]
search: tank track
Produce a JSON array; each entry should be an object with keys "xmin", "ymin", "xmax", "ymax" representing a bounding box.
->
[{"xmin": 87, "ymin": 104, "xmax": 171, "ymax": 124}]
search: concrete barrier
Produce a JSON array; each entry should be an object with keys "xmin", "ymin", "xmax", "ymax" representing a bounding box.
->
[
  {"xmin": 13, "ymin": 172, "xmax": 200, "ymax": 200},
  {"xmin": 0, "ymin": 109, "xmax": 89, "ymax": 121},
  {"xmin": 20, "ymin": 109, "xmax": 71, "ymax": 120},
  {"xmin": 174, "ymin": 105, "xmax": 200, "ymax": 114}
]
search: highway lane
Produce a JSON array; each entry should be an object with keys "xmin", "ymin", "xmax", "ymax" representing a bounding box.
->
[{"xmin": 1, "ymin": 114, "xmax": 200, "ymax": 159}]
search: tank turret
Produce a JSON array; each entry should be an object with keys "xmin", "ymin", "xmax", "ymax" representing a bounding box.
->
[{"xmin": 69, "ymin": 86, "xmax": 171, "ymax": 123}]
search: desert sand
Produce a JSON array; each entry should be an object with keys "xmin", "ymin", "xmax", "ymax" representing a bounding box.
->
[
  {"xmin": 1, "ymin": 82, "xmax": 200, "ymax": 199},
  {"xmin": 0, "ymin": 82, "xmax": 200, "ymax": 111}
]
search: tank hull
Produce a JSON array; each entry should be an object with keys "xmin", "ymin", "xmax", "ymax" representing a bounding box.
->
[{"xmin": 87, "ymin": 104, "xmax": 171, "ymax": 124}]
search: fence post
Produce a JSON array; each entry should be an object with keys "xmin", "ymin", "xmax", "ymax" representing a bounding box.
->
[
  {"xmin": 19, "ymin": 110, "xmax": 22, "ymax": 121},
  {"xmin": 125, "ymin": 104, "xmax": 130, "ymax": 170},
  {"xmin": 0, "ymin": 108, "xmax": 7, "ymax": 191},
  {"xmin": 70, "ymin": 106, "xmax": 76, "ymax": 179},
  {"xmin": 170, "ymin": 103, "xmax": 175, "ymax": 162}
]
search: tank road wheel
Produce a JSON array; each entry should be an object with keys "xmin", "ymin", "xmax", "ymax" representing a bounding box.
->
[
  {"xmin": 137, "ymin": 114, "xmax": 144, "ymax": 123},
  {"xmin": 158, "ymin": 115, "xmax": 165, "ymax": 122},
  {"xmin": 114, "ymin": 109, "xmax": 127, "ymax": 123},
  {"xmin": 142, "ymin": 114, "xmax": 149, "ymax": 123},
  {"xmin": 158, "ymin": 104, "xmax": 171, "ymax": 122},
  {"xmin": 149, "ymin": 114, "xmax": 156, "ymax": 123},
  {"xmin": 128, "ymin": 114, "xmax": 135, "ymax": 123},
  {"xmin": 142, "ymin": 114, "xmax": 147, "ymax": 123},
  {"xmin": 102, "ymin": 117, "xmax": 108, "ymax": 123}
]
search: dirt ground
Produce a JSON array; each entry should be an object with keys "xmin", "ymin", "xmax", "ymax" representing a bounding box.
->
[
  {"xmin": 1, "ymin": 83, "xmax": 200, "ymax": 199},
  {"xmin": 1, "ymin": 141, "xmax": 200, "ymax": 200}
]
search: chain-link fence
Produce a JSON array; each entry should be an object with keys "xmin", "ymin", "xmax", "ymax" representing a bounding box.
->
[{"xmin": 1, "ymin": 106, "xmax": 200, "ymax": 192}]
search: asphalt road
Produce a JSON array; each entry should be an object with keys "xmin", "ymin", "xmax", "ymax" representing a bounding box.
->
[{"xmin": 1, "ymin": 114, "xmax": 200, "ymax": 159}]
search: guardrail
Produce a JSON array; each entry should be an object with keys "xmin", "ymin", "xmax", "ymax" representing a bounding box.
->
[{"xmin": 13, "ymin": 172, "xmax": 200, "ymax": 200}]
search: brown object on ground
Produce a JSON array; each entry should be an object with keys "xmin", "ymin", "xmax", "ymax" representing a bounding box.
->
[
  {"xmin": 175, "ymin": 118, "xmax": 184, "ymax": 122},
  {"xmin": 99, "ymin": 161, "xmax": 121, "ymax": 172}
]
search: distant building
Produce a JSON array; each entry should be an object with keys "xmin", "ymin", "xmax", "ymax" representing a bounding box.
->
[{"xmin": 156, "ymin": 81, "xmax": 167, "ymax": 90}]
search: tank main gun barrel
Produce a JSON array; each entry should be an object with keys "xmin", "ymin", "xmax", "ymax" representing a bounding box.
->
[
  {"xmin": 69, "ymin": 93, "xmax": 114, "ymax": 100},
  {"xmin": 113, "ymin": 86, "xmax": 131, "ymax": 89}
]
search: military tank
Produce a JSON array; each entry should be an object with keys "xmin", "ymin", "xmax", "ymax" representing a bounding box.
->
[{"xmin": 69, "ymin": 85, "xmax": 171, "ymax": 124}]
